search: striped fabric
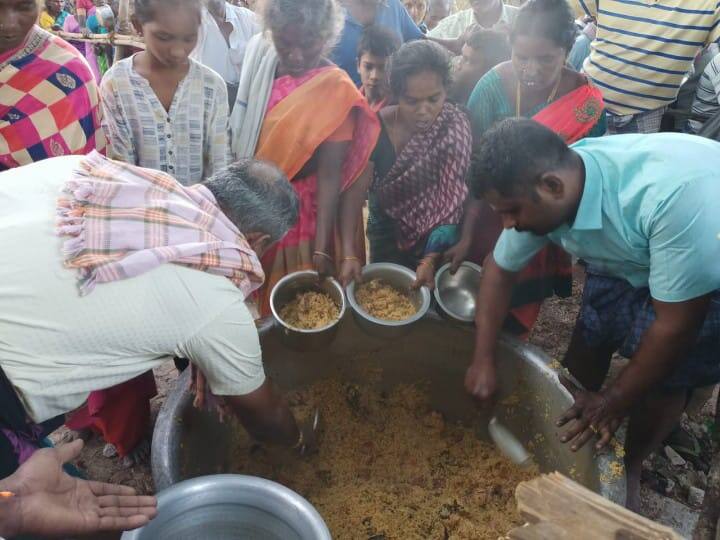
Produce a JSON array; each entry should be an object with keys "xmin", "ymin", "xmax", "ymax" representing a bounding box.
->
[
  {"xmin": 427, "ymin": 4, "xmax": 518, "ymax": 39},
  {"xmin": 57, "ymin": 151, "xmax": 265, "ymax": 298},
  {"xmin": 605, "ymin": 104, "xmax": 665, "ymax": 133},
  {"xmin": 100, "ymin": 56, "xmax": 230, "ymax": 186},
  {"xmin": 0, "ymin": 26, "xmax": 105, "ymax": 170},
  {"xmin": 580, "ymin": 273, "xmax": 720, "ymax": 390},
  {"xmin": 689, "ymin": 52, "xmax": 720, "ymax": 133},
  {"xmin": 373, "ymin": 102, "xmax": 471, "ymax": 252},
  {"xmin": 571, "ymin": 0, "xmax": 720, "ymax": 115}
]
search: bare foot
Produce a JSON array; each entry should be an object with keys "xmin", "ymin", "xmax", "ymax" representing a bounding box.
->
[
  {"xmin": 61, "ymin": 428, "xmax": 93, "ymax": 444},
  {"xmin": 626, "ymin": 489, "xmax": 642, "ymax": 514},
  {"xmin": 625, "ymin": 465, "xmax": 642, "ymax": 513}
]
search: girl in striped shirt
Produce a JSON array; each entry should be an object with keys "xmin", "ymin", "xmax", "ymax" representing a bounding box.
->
[
  {"xmin": 83, "ymin": 0, "xmax": 231, "ymax": 466},
  {"xmin": 100, "ymin": 0, "xmax": 231, "ymax": 186}
]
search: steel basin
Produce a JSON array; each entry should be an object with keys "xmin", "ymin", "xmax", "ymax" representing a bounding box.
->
[
  {"xmin": 152, "ymin": 311, "xmax": 626, "ymax": 506},
  {"xmin": 121, "ymin": 474, "xmax": 331, "ymax": 540},
  {"xmin": 434, "ymin": 261, "xmax": 482, "ymax": 323},
  {"xmin": 270, "ymin": 271, "xmax": 346, "ymax": 352}
]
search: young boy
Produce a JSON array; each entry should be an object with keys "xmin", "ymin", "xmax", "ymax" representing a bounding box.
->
[
  {"xmin": 449, "ymin": 27, "xmax": 510, "ymax": 104},
  {"xmin": 357, "ymin": 25, "xmax": 401, "ymax": 111},
  {"xmin": 424, "ymin": 0, "xmax": 451, "ymax": 31}
]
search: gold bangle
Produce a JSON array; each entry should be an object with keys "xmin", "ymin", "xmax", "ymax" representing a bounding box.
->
[
  {"xmin": 313, "ymin": 250, "xmax": 333, "ymax": 262},
  {"xmin": 342, "ymin": 256, "xmax": 361, "ymax": 262},
  {"xmin": 418, "ymin": 257, "xmax": 436, "ymax": 268}
]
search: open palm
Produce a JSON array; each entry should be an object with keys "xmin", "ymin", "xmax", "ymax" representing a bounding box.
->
[{"xmin": 10, "ymin": 440, "xmax": 157, "ymax": 537}]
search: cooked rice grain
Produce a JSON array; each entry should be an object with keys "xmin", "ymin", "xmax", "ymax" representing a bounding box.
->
[
  {"xmin": 356, "ymin": 279, "xmax": 416, "ymax": 320},
  {"xmin": 279, "ymin": 291, "xmax": 340, "ymax": 330},
  {"xmin": 228, "ymin": 380, "xmax": 537, "ymax": 539}
]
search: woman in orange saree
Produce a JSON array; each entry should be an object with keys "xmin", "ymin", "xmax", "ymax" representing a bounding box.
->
[
  {"xmin": 230, "ymin": 0, "xmax": 380, "ymax": 315},
  {"xmin": 455, "ymin": 0, "xmax": 605, "ymax": 336}
]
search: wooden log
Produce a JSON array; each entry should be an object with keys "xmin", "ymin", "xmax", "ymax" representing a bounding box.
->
[
  {"xmin": 508, "ymin": 521, "xmax": 574, "ymax": 539},
  {"xmin": 510, "ymin": 473, "xmax": 683, "ymax": 540},
  {"xmin": 114, "ymin": 0, "xmax": 134, "ymax": 59},
  {"xmin": 52, "ymin": 30, "xmax": 145, "ymax": 49},
  {"xmin": 693, "ymin": 391, "xmax": 720, "ymax": 540},
  {"xmin": 116, "ymin": 0, "xmax": 133, "ymax": 35}
]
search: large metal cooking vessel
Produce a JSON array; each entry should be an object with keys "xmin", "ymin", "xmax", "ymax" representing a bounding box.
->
[{"xmin": 152, "ymin": 311, "xmax": 626, "ymax": 506}]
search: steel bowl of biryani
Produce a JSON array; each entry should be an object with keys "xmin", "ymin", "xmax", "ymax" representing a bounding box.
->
[
  {"xmin": 120, "ymin": 474, "xmax": 331, "ymax": 540},
  {"xmin": 346, "ymin": 263, "xmax": 431, "ymax": 339},
  {"xmin": 270, "ymin": 270, "xmax": 346, "ymax": 351},
  {"xmin": 434, "ymin": 261, "xmax": 482, "ymax": 324}
]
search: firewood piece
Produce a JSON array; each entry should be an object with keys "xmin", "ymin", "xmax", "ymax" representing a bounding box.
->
[{"xmin": 513, "ymin": 473, "xmax": 682, "ymax": 540}]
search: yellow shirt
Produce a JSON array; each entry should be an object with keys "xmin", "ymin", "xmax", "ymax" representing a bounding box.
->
[
  {"xmin": 570, "ymin": 0, "xmax": 720, "ymax": 115},
  {"xmin": 38, "ymin": 10, "xmax": 55, "ymax": 30}
]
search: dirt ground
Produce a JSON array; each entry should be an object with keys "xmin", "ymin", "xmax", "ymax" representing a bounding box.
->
[
  {"xmin": 53, "ymin": 266, "xmax": 716, "ymax": 538},
  {"xmin": 528, "ymin": 267, "xmax": 584, "ymax": 361},
  {"xmin": 49, "ymin": 363, "xmax": 178, "ymax": 496}
]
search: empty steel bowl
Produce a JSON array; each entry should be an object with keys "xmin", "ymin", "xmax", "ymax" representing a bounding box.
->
[
  {"xmin": 434, "ymin": 262, "xmax": 482, "ymax": 324},
  {"xmin": 270, "ymin": 270, "xmax": 345, "ymax": 351},
  {"xmin": 346, "ymin": 263, "xmax": 430, "ymax": 339},
  {"xmin": 121, "ymin": 474, "xmax": 331, "ymax": 540}
]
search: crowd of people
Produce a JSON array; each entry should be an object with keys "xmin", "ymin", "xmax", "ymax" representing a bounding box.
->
[{"xmin": 1, "ymin": 0, "xmax": 720, "ymax": 535}]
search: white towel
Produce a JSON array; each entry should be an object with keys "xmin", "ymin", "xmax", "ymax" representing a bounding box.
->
[{"xmin": 229, "ymin": 33, "xmax": 278, "ymax": 159}]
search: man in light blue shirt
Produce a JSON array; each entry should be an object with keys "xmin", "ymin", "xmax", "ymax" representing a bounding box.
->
[
  {"xmin": 331, "ymin": 0, "xmax": 423, "ymax": 85},
  {"xmin": 465, "ymin": 118, "xmax": 720, "ymax": 511}
]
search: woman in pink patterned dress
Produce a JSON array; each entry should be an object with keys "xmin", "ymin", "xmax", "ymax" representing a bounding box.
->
[{"xmin": 0, "ymin": 0, "xmax": 104, "ymax": 170}]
